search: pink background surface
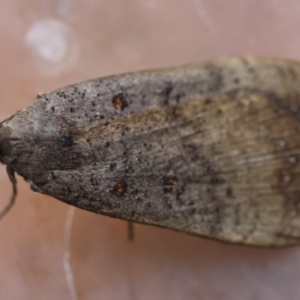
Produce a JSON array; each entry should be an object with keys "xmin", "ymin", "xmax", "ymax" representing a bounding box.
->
[{"xmin": 1, "ymin": 1, "xmax": 300, "ymax": 299}]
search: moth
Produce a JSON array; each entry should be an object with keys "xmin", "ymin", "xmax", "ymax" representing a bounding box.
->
[{"xmin": 1, "ymin": 57, "xmax": 300, "ymax": 247}]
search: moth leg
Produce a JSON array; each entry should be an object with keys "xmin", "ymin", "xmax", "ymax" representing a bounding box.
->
[{"xmin": 127, "ymin": 221, "xmax": 134, "ymax": 241}]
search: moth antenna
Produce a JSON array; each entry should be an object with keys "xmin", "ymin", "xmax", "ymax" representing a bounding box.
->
[
  {"xmin": 127, "ymin": 221, "xmax": 134, "ymax": 241},
  {"xmin": 0, "ymin": 166, "xmax": 17, "ymax": 220}
]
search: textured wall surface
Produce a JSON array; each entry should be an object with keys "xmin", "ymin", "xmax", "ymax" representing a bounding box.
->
[{"xmin": 1, "ymin": 1, "xmax": 300, "ymax": 299}]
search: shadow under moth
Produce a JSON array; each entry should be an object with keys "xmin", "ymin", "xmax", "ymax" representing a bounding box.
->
[{"xmin": 1, "ymin": 57, "xmax": 300, "ymax": 247}]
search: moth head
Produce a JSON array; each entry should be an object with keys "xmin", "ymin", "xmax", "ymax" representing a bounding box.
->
[
  {"xmin": 0, "ymin": 117, "xmax": 17, "ymax": 220},
  {"xmin": 0, "ymin": 117, "xmax": 15, "ymax": 165}
]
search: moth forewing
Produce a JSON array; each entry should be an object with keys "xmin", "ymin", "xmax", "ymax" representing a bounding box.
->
[{"xmin": 1, "ymin": 57, "xmax": 300, "ymax": 247}]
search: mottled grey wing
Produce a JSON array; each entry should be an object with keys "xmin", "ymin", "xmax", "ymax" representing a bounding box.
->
[{"xmin": 3, "ymin": 57, "xmax": 300, "ymax": 247}]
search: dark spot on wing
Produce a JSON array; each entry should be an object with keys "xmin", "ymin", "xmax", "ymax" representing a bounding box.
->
[
  {"xmin": 163, "ymin": 176, "xmax": 178, "ymax": 193},
  {"xmin": 112, "ymin": 93, "xmax": 128, "ymax": 110},
  {"xmin": 113, "ymin": 181, "xmax": 127, "ymax": 197},
  {"xmin": 57, "ymin": 135, "xmax": 74, "ymax": 147}
]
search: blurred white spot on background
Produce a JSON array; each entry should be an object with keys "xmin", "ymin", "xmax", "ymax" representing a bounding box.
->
[
  {"xmin": 26, "ymin": 21, "xmax": 67, "ymax": 62},
  {"xmin": 25, "ymin": 18, "xmax": 79, "ymax": 76}
]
